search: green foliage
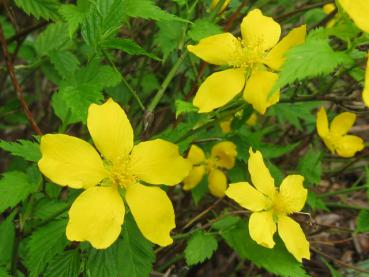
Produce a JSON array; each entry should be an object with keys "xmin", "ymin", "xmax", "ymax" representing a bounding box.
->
[
  {"xmin": 102, "ymin": 38, "xmax": 159, "ymax": 60},
  {"xmin": 298, "ymin": 148, "xmax": 322, "ymax": 186},
  {"xmin": 0, "ymin": 170, "xmax": 40, "ymax": 213},
  {"xmin": 187, "ymin": 18, "xmax": 222, "ymax": 42},
  {"xmin": 0, "ymin": 267, "xmax": 11, "ymax": 277},
  {"xmin": 24, "ymin": 219, "xmax": 68, "ymax": 277},
  {"xmin": 221, "ymin": 218, "xmax": 308, "ymax": 277},
  {"xmin": 34, "ymin": 23, "xmax": 70, "ymax": 57},
  {"xmin": 49, "ymin": 51, "xmax": 80, "ymax": 79},
  {"xmin": 175, "ymin": 99, "xmax": 198, "ymax": 118},
  {"xmin": 59, "ymin": 0, "xmax": 91, "ymax": 36},
  {"xmin": 0, "ymin": 139, "xmax": 41, "ymax": 162},
  {"xmin": 185, "ymin": 231, "xmax": 218, "ymax": 266},
  {"xmin": 356, "ymin": 210, "xmax": 369, "ymax": 233},
  {"xmin": 14, "ymin": 0, "xmax": 61, "ymax": 20},
  {"xmin": 0, "ymin": 213, "xmax": 16, "ymax": 266},
  {"xmin": 44, "ymin": 250, "xmax": 81, "ymax": 277},
  {"xmin": 87, "ymin": 244, "xmax": 119, "ymax": 277}
]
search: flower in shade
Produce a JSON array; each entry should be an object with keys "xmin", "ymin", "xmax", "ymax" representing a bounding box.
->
[
  {"xmin": 183, "ymin": 141, "xmax": 237, "ymax": 197},
  {"xmin": 225, "ymin": 148, "xmax": 310, "ymax": 262},
  {"xmin": 187, "ymin": 9, "xmax": 306, "ymax": 114},
  {"xmin": 337, "ymin": 0, "xmax": 369, "ymax": 107},
  {"xmin": 316, "ymin": 107, "xmax": 364, "ymax": 158},
  {"xmin": 38, "ymin": 98, "xmax": 191, "ymax": 249}
]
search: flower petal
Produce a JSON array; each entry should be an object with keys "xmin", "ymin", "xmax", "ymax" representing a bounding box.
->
[
  {"xmin": 66, "ymin": 186, "xmax": 125, "ymax": 249},
  {"xmin": 125, "ymin": 183, "xmax": 175, "ymax": 246},
  {"xmin": 338, "ymin": 0, "xmax": 369, "ymax": 33},
  {"xmin": 363, "ymin": 54, "xmax": 369, "ymax": 107},
  {"xmin": 211, "ymin": 141, "xmax": 237, "ymax": 169},
  {"xmin": 187, "ymin": 33, "xmax": 241, "ymax": 66},
  {"xmin": 193, "ymin": 68, "xmax": 246, "ymax": 113},
  {"xmin": 226, "ymin": 182, "xmax": 269, "ymax": 212},
  {"xmin": 264, "ymin": 25, "xmax": 306, "ymax": 71},
  {"xmin": 38, "ymin": 134, "xmax": 107, "ymax": 189},
  {"xmin": 278, "ymin": 175, "xmax": 307, "ymax": 213},
  {"xmin": 87, "ymin": 98, "xmax": 134, "ymax": 162},
  {"xmin": 243, "ymin": 70, "xmax": 280, "ymax": 115},
  {"xmin": 183, "ymin": 165, "xmax": 205, "ymax": 190},
  {"xmin": 316, "ymin": 107, "xmax": 329, "ymax": 138},
  {"xmin": 278, "ymin": 215, "xmax": 310, "ymax": 262},
  {"xmin": 130, "ymin": 139, "xmax": 191, "ymax": 186},
  {"xmin": 248, "ymin": 148, "xmax": 276, "ymax": 198},
  {"xmin": 335, "ymin": 135, "xmax": 365, "ymax": 158},
  {"xmin": 241, "ymin": 9, "xmax": 281, "ymax": 51},
  {"xmin": 249, "ymin": 211, "xmax": 276, "ymax": 248},
  {"xmin": 187, "ymin": 145, "xmax": 206, "ymax": 165},
  {"xmin": 330, "ymin": 112, "xmax": 356, "ymax": 136},
  {"xmin": 208, "ymin": 169, "xmax": 227, "ymax": 198}
]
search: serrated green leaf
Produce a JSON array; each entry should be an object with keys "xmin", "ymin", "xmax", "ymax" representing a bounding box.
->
[
  {"xmin": 33, "ymin": 198, "xmax": 69, "ymax": 220},
  {"xmin": 34, "ymin": 23, "xmax": 70, "ymax": 57},
  {"xmin": 275, "ymin": 37, "xmax": 353, "ymax": 90},
  {"xmin": 25, "ymin": 219, "xmax": 68, "ymax": 277},
  {"xmin": 154, "ymin": 21, "xmax": 184, "ymax": 60},
  {"xmin": 0, "ymin": 212, "xmax": 15, "ymax": 265},
  {"xmin": 59, "ymin": 0, "xmax": 91, "ymax": 36},
  {"xmin": 356, "ymin": 210, "xmax": 369, "ymax": 233},
  {"xmin": 175, "ymin": 99, "xmax": 198, "ymax": 118},
  {"xmin": 117, "ymin": 213, "xmax": 155, "ymax": 277},
  {"xmin": 49, "ymin": 50, "xmax": 80, "ymax": 79},
  {"xmin": 185, "ymin": 231, "xmax": 218, "ymax": 266},
  {"xmin": 87, "ymin": 244, "xmax": 119, "ymax": 277},
  {"xmin": 0, "ymin": 171, "xmax": 39, "ymax": 213},
  {"xmin": 222, "ymin": 218, "xmax": 308, "ymax": 277},
  {"xmin": 211, "ymin": 215, "xmax": 241, "ymax": 232},
  {"xmin": 298, "ymin": 148, "xmax": 322, "ymax": 185},
  {"xmin": 44, "ymin": 250, "xmax": 81, "ymax": 277},
  {"xmin": 187, "ymin": 18, "xmax": 222, "ymax": 42},
  {"xmin": 0, "ymin": 139, "xmax": 41, "ymax": 162},
  {"xmin": 14, "ymin": 0, "xmax": 61, "ymax": 20}
]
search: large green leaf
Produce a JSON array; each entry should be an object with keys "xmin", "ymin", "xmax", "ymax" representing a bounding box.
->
[
  {"xmin": 15, "ymin": 0, "xmax": 61, "ymax": 20},
  {"xmin": 0, "ymin": 139, "xmax": 41, "ymax": 162},
  {"xmin": 44, "ymin": 250, "xmax": 81, "ymax": 277}
]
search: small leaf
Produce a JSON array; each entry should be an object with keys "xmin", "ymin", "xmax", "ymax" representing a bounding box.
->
[
  {"xmin": 356, "ymin": 210, "xmax": 369, "ymax": 233},
  {"xmin": 0, "ymin": 212, "xmax": 16, "ymax": 265},
  {"xmin": 175, "ymin": 99, "xmax": 198, "ymax": 118},
  {"xmin": 185, "ymin": 230, "xmax": 218, "ymax": 266},
  {"xmin": 211, "ymin": 215, "xmax": 241, "ymax": 232},
  {"xmin": 14, "ymin": 0, "xmax": 61, "ymax": 20},
  {"xmin": 188, "ymin": 18, "xmax": 222, "ymax": 42},
  {"xmin": 298, "ymin": 148, "xmax": 322, "ymax": 186},
  {"xmin": 0, "ymin": 139, "xmax": 41, "ymax": 162},
  {"xmin": 49, "ymin": 50, "xmax": 80, "ymax": 79}
]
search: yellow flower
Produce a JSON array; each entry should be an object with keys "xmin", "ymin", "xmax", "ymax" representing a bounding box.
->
[
  {"xmin": 225, "ymin": 148, "xmax": 310, "ymax": 262},
  {"xmin": 337, "ymin": 0, "xmax": 369, "ymax": 107},
  {"xmin": 316, "ymin": 107, "xmax": 364, "ymax": 158},
  {"xmin": 322, "ymin": 3, "xmax": 337, "ymax": 27},
  {"xmin": 187, "ymin": 9, "xmax": 306, "ymax": 114},
  {"xmin": 211, "ymin": 0, "xmax": 231, "ymax": 13},
  {"xmin": 183, "ymin": 141, "xmax": 237, "ymax": 197},
  {"xmin": 38, "ymin": 99, "xmax": 191, "ymax": 249}
]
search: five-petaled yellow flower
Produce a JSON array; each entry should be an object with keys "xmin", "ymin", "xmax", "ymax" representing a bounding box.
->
[
  {"xmin": 225, "ymin": 148, "xmax": 310, "ymax": 262},
  {"xmin": 316, "ymin": 107, "xmax": 364, "ymax": 158},
  {"xmin": 183, "ymin": 142, "xmax": 237, "ymax": 197},
  {"xmin": 187, "ymin": 9, "xmax": 306, "ymax": 114},
  {"xmin": 38, "ymin": 99, "xmax": 191, "ymax": 249},
  {"xmin": 337, "ymin": 0, "xmax": 369, "ymax": 107}
]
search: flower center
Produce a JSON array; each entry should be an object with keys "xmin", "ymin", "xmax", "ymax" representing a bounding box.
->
[
  {"xmin": 107, "ymin": 156, "xmax": 137, "ymax": 189},
  {"xmin": 229, "ymin": 38, "xmax": 265, "ymax": 69}
]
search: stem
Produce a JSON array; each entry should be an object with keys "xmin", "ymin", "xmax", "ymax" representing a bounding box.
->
[
  {"xmin": 325, "ymin": 202, "xmax": 369, "ymax": 211},
  {"xmin": 276, "ymin": 1, "xmax": 334, "ymax": 21},
  {"xmin": 320, "ymin": 185, "xmax": 368, "ymax": 198}
]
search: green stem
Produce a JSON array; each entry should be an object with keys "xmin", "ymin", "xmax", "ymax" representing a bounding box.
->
[
  {"xmin": 325, "ymin": 202, "xmax": 369, "ymax": 211},
  {"xmin": 320, "ymin": 184, "xmax": 369, "ymax": 198},
  {"xmin": 147, "ymin": 51, "xmax": 188, "ymax": 112}
]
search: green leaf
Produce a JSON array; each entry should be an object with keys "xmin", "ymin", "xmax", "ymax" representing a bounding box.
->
[
  {"xmin": 185, "ymin": 231, "xmax": 218, "ymax": 266},
  {"xmin": 188, "ymin": 18, "xmax": 222, "ymax": 42},
  {"xmin": 34, "ymin": 23, "xmax": 70, "ymax": 57},
  {"xmin": 154, "ymin": 21, "xmax": 184, "ymax": 60},
  {"xmin": 44, "ymin": 250, "xmax": 81, "ymax": 277},
  {"xmin": 298, "ymin": 148, "xmax": 322, "ymax": 185},
  {"xmin": 0, "ymin": 212, "xmax": 16, "ymax": 265},
  {"xmin": 59, "ymin": 0, "xmax": 91, "ymax": 36},
  {"xmin": 25, "ymin": 219, "xmax": 68, "ymax": 277},
  {"xmin": 211, "ymin": 215, "xmax": 241, "ymax": 232},
  {"xmin": 356, "ymin": 210, "xmax": 369, "ymax": 233},
  {"xmin": 221, "ymin": 218, "xmax": 308, "ymax": 277},
  {"xmin": 33, "ymin": 198, "xmax": 69, "ymax": 220},
  {"xmin": 0, "ymin": 139, "xmax": 41, "ymax": 162},
  {"xmin": 14, "ymin": 0, "xmax": 61, "ymax": 20},
  {"xmin": 175, "ymin": 99, "xmax": 198, "ymax": 118},
  {"xmin": 307, "ymin": 191, "xmax": 328, "ymax": 211},
  {"xmin": 0, "ymin": 267, "xmax": 11, "ymax": 277},
  {"xmin": 87, "ymin": 244, "xmax": 119, "ymax": 277},
  {"xmin": 49, "ymin": 50, "xmax": 80, "ymax": 79},
  {"xmin": 0, "ymin": 171, "xmax": 39, "ymax": 213},
  {"xmin": 275, "ymin": 37, "xmax": 353, "ymax": 90}
]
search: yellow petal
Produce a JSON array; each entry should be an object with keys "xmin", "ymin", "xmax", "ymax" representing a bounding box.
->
[
  {"xmin": 210, "ymin": 0, "xmax": 231, "ymax": 13},
  {"xmin": 248, "ymin": 148, "xmax": 276, "ymax": 198},
  {"xmin": 277, "ymin": 215, "xmax": 310, "ymax": 262},
  {"xmin": 264, "ymin": 25, "xmax": 306, "ymax": 71},
  {"xmin": 66, "ymin": 186, "xmax": 125, "ymax": 249},
  {"xmin": 335, "ymin": 135, "xmax": 365, "ymax": 158},
  {"xmin": 226, "ymin": 182, "xmax": 269, "ymax": 212},
  {"xmin": 183, "ymin": 165, "xmax": 205, "ymax": 190},
  {"xmin": 193, "ymin": 69, "xmax": 246, "ymax": 113},
  {"xmin": 208, "ymin": 169, "xmax": 227, "ymax": 197},
  {"xmin": 246, "ymin": 112, "xmax": 258, "ymax": 126},
  {"xmin": 130, "ymin": 139, "xmax": 191, "ymax": 186},
  {"xmin": 363, "ymin": 54, "xmax": 369, "ymax": 107},
  {"xmin": 211, "ymin": 141, "xmax": 237, "ymax": 169},
  {"xmin": 187, "ymin": 33, "xmax": 241, "ymax": 66},
  {"xmin": 243, "ymin": 70, "xmax": 280, "ymax": 115},
  {"xmin": 278, "ymin": 175, "xmax": 307, "ymax": 213},
  {"xmin": 187, "ymin": 145, "xmax": 206, "ymax": 165},
  {"xmin": 330, "ymin": 112, "xmax": 356, "ymax": 136},
  {"xmin": 338, "ymin": 0, "xmax": 369, "ymax": 33},
  {"xmin": 316, "ymin": 107, "xmax": 329, "ymax": 138},
  {"xmin": 249, "ymin": 211, "xmax": 276, "ymax": 248},
  {"xmin": 125, "ymin": 183, "xmax": 175, "ymax": 246},
  {"xmin": 38, "ymin": 134, "xmax": 107, "ymax": 189},
  {"xmin": 87, "ymin": 98, "xmax": 134, "ymax": 162},
  {"xmin": 323, "ymin": 3, "xmax": 336, "ymax": 14},
  {"xmin": 241, "ymin": 9, "xmax": 281, "ymax": 51}
]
